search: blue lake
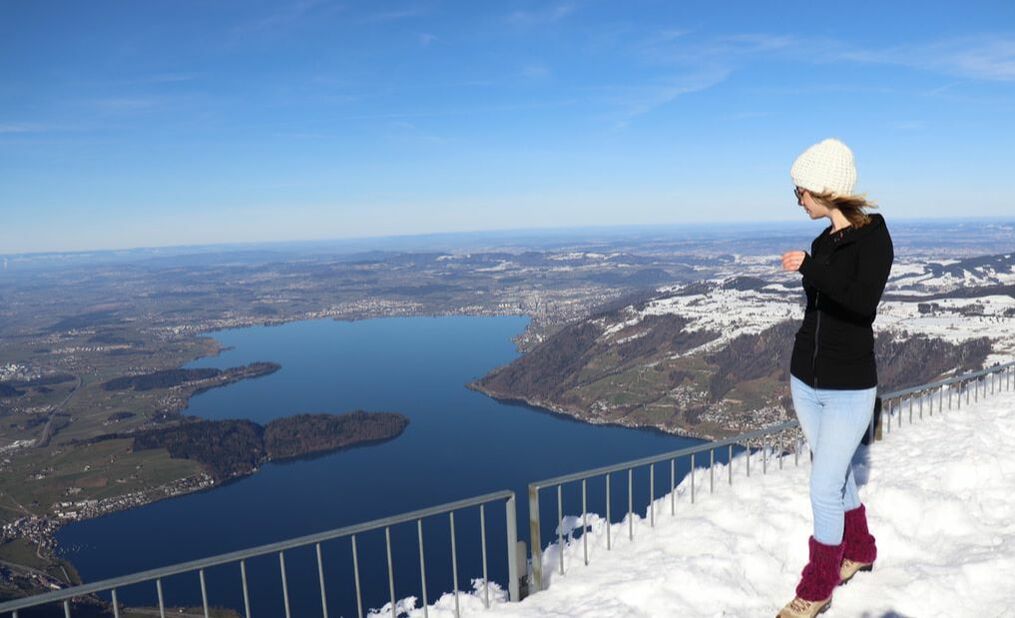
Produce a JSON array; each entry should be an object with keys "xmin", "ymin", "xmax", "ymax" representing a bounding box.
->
[{"xmin": 56, "ymin": 316, "xmax": 720, "ymax": 616}]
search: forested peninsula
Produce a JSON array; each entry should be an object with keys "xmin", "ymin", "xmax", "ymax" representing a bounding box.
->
[
  {"xmin": 98, "ymin": 410, "xmax": 409, "ymax": 481},
  {"xmin": 102, "ymin": 362, "xmax": 281, "ymax": 394}
]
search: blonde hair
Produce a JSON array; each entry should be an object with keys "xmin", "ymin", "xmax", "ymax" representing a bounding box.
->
[{"xmin": 809, "ymin": 191, "xmax": 878, "ymax": 228}]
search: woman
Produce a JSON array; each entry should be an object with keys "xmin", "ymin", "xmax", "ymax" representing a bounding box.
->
[{"xmin": 777, "ymin": 138, "xmax": 894, "ymax": 617}]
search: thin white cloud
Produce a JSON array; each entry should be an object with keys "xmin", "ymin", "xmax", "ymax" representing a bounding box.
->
[
  {"xmin": 889, "ymin": 120, "xmax": 926, "ymax": 131},
  {"xmin": 360, "ymin": 8, "xmax": 427, "ymax": 23},
  {"xmin": 521, "ymin": 64, "xmax": 552, "ymax": 80},
  {"xmin": 336, "ymin": 98, "xmax": 580, "ymax": 121},
  {"xmin": 625, "ymin": 29, "xmax": 1015, "ymax": 122},
  {"xmin": 607, "ymin": 69, "xmax": 732, "ymax": 128},
  {"xmin": 638, "ymin": 30, "xmax": 802, "ymax": 66},
  {"xmin": 728, "ymin": 111, "xmax": 771, "ymax": 120},
  {"xmin": 234, "ymin": 0, "xmax": 336, "ymax": 35},
  {"xmin": 840, "ymin": 35, "xmax": 1015, "ymax": 82},
  {"xmin": 506, "ymin": 3, "xmax": 575, "ymax": 26},
  {"xmin": 0, "ymin": 123, "xmax": 50, "ymax": 134},
  {"xmin": 140, "ymin": 73, "xmax": 200, "ymax": 84},
  {"xmin": 419, "ymin": 32, "xmax": 438, "ymax": 47},
  {"xmin": 383, "ymin": 119, "xmax": 450, "ymax": 145},
  {"xmin": 90, "ymin": 97, "xmax": 163, "ymax": 112}
]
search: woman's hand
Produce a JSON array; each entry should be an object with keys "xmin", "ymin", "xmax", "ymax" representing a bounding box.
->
[{"xmin": 782, "ymin": 250, "xmax": 807, "ymax": 272}]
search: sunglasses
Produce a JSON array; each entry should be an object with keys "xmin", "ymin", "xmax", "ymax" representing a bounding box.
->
[{"xmin": 793, "ymin": 186, "xmax": 807, "ymax": 200}]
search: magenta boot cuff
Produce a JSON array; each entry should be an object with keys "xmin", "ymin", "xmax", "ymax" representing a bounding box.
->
[
  {"xmin": 795, "ymin": 536, "xmax": 845, "ymax": 601},
  {"xmin": 843, "ymin": 503, "xmax": 878, "ymax": 564}
]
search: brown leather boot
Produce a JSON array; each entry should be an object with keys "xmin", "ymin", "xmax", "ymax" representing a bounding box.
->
[{"xmin": 777, "ymin": 536, "xmax": 844, "ymax": 617}]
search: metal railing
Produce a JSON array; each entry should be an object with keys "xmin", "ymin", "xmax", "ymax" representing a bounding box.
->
[
  {"xmin": 878, "ymin": 361, "xmax": 1015, "ymax": 439},
  {"xmin": 4, "ymin": 360, "xmax": 1012, "ymax": 615},
  {"xmin": 526, "ymin": 360, "xmax": 1015, "ymax": 591},
  {"xmin": 0, "ymin": 490, "xmax": 520, "ymax": 618}
]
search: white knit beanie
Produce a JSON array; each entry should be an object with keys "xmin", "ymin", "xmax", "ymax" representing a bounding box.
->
[{"xmin": 790, "ymin": 138, "xmax": 857, "ymax": 196}]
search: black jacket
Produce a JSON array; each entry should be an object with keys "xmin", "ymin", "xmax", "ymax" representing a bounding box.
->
[{"xmin": 790, "ymin": 213, "xmax": 894, "ymax": 389}]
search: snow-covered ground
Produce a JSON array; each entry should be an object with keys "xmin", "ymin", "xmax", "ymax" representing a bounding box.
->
[{"xmin": 375, "ymin": 375, "xmax": 1015, "ymax": 617}]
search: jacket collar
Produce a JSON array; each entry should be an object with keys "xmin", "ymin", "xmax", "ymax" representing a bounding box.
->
[{"xmin": 823, "ymin": 213, "xmax": 885, "ymax": 249}]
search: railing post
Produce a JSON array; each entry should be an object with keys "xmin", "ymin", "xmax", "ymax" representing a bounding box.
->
[
  {"xmin": 351, "ymin": 535, "xmax": 364, "ymax": 618},
  {"xmin": 240, "ymin": 560, "xmax": 252, "ymax": 618},
  {"xmin": 316, "ymin": 543, "xmax": 329, "ymax": 618},
  {"xmin": 448, "ymin": 514, "xmax": 460, "ymax": 618},
  {"xmin": 670, "ymin": 460, "xmax": 675, "ymax": 516},
  {"xmin": 280, "ymin": 547, "xmax": 292, "ymax": 616},
  {"xmin": 556, "ymin": 486, "xmax": 564, "ymax": 575},
  {"xmin": 416, "ymin": 520, "xmax": 430, "ymax": 616},
  {"xmin": 710, "ymin": 448, "xmax": 715, "ymax": 492},
  {"xmin": 690, "ymin": 453, "xmax": 696, "ymax": 503},
  {"xmin": 606, "ymin": 474, "xmax": 613, "ymax": 549},
  {"xmin": 648, "ymin": 465, "xmax": 655, "ymax": 528},
  {"xmin": 156, "ymin": 578, "xmax": 166, "ymax": 618},
  {"xmin": 528, "ymin": 486, "xmax": 542, "ymax": 593},
  {"xmin": 628, "ymin": 468, "xmax": 633, "ymax": 540},
  {"xmin": 480, "ymin": 506, "xmax": 489, "ymax": 610},
  {"xmin": 200, "ymin": 568, "xmax": 211, "ymax": 618},
  {"xmin": 506, "ymin": 494, "xmax": 520, "ymax": 603},
  {"xmin": 582, "ymin": 479, "xmax": 589, "ymax": 562}
]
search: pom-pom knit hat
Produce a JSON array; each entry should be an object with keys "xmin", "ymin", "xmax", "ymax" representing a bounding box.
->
[{"xmin": 791, "ymin": 138, "xmax": 857, "ymax": 196}]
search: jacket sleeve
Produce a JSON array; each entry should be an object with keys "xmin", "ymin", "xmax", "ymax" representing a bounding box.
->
[{"xmin": 798, "ymin": 228, "xmax": 894, "ymax": 317}]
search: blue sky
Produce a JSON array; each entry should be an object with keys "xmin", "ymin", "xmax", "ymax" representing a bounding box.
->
[{"xmin": 2, "ymin": 1, "xmax": 1014, "ymax": 253}]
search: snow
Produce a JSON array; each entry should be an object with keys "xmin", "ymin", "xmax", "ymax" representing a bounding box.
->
[
  {"xmin": 476, "ymin": 261, "xmax": 515, "ymax": 272},
  {"xmin": 373, "ymin": 377, "xmax": 1015, "ymax": 617},
  {"xmin": 888, "ymin": 257, "xmax": 1015, "ymax": 292},
  {"xmin": 877, "ymin": 295, "xmax": 1015, "ymax": 364},
  {"xmin": 602, "ymin": 254, "xmax": 1015, "ymax": 362},
  {"xmin": 598, "ymin": 284, "xmax": 802, "ymax": 355},
  {"xmin": 548, "ymin": 252, "xmax": 615, "ymax": 261}
]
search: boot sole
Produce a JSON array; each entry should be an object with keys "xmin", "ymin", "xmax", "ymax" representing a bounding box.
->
[
  {"xmin": 775, "ymin": 598, "xmax": 831, "ymax": 618},
  {"xmin": 838, "ymin": 564, "xmax": 873, "ymax": 586}
]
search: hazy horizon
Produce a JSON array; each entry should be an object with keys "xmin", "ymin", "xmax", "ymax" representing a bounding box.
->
[{"xmin": 3, "ymin": 213, "xmax": 1013, "ymax": 259}]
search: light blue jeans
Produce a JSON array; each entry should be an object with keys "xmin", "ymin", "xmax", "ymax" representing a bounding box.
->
[{"xmin": 790, "ymin": 375, "xmax": 877, "ymax": 546}]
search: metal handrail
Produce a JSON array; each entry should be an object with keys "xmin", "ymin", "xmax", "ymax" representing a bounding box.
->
[
  {"xmin": 0, "ymin": 490, "xmax": 520, "ymax": 617},
  {"xmin": 526, "ymin": 360, "xmax": 1015, "ymax": 591},
  {"xmin": 4, "ymin": 360, "xmax": 1012, "ymax": 614},
  {"xmin": 880, "ymin": 360, "xmax": 1015, "ymax": 400}
]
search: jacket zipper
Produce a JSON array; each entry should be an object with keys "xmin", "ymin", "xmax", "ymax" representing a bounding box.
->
[{"xmin": 812, "ymin": 290, "xmax": 821, "ymax": 387}]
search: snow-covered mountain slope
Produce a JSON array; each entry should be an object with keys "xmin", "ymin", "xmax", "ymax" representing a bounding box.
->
[
  {"xmin": 591, "ymin": 252, "xmax": 1015, "ymax": 363},
  {"xmin": 375, "ymin": 377, "xmax": 1015, "ymax": 617},
  {"xmin": 890, "ymin": 253, "xmax": 1015, "ymax": 292}
]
